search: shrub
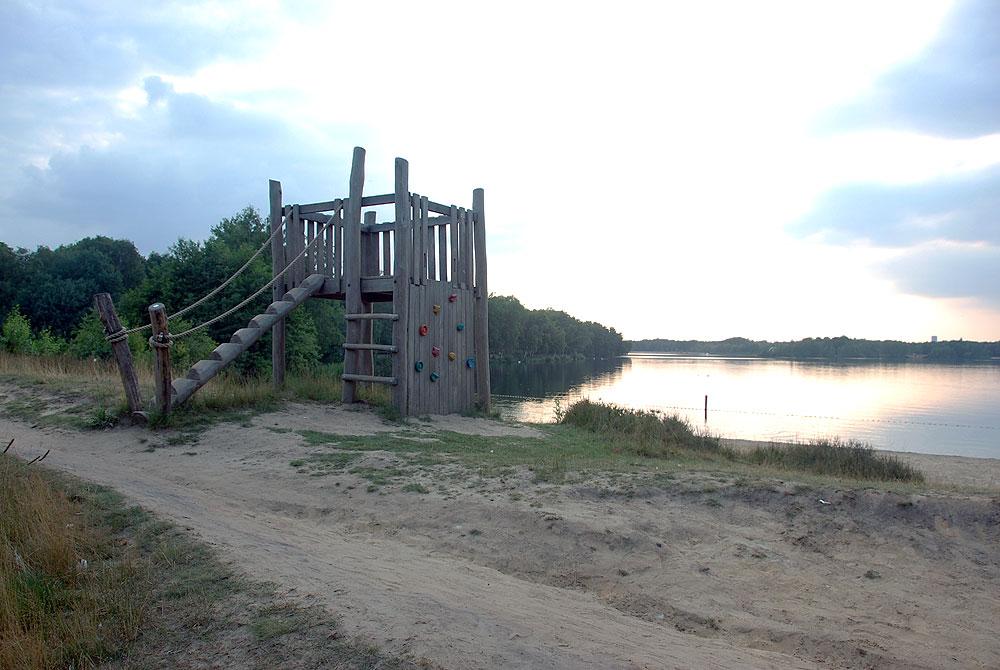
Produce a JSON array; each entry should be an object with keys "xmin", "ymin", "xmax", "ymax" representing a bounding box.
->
[
  {"xmin": 1, "ymin": 306, "xmax": 33, "ymax": 354},
  {"xmin": 744, "ymin": 438, "xmax": 925, "ymax": 483}
]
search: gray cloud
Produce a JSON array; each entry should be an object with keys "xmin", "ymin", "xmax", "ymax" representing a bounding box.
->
[
  {"xmin": 795, "ymin": 165, "xmax": 1000, "ymax": 247},
  {"xmin": 884, "ymin": 244, "xmax": 1000, "ymax": 306},
  {"xmin": 817, "ymin": 0, "xmax": 1000, "ymax": 138}
]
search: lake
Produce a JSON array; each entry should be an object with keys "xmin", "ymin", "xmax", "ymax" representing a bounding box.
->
[{"xmin": 490, "ymin": 354, "xmax": 1000, "ymax": 459}]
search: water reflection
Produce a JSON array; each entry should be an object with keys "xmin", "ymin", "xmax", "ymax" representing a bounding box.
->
[{"xmin": 491, "ymin": 354, "xmax": 1000, "ymax": 459}]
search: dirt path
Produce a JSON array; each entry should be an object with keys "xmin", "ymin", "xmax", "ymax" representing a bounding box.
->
[{"xmin": 2, "ymin": 402, "xmax": 998, "ymax": 669}]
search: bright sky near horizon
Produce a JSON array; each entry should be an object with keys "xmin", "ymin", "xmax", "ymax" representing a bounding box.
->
[{"xmin": 1, "ymin": 1, "xmax": 998, "ymax": 341}]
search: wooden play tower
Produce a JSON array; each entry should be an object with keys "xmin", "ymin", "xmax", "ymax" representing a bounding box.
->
[
  {"xmin": 267, "ymin": 147, "xmax": 491, "ymax": 415},
  {"xmin": 98, "ymin": 147, "xmax": 490, "ymax": 418}
]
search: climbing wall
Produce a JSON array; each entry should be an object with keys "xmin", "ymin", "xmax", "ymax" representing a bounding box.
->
[{"xmin": 406, "ymin": 281, "xmax": 478, "ymax": 415}]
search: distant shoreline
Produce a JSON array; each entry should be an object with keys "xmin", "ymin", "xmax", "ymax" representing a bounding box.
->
[{"xmin": 627, "ymin": 350, "xmax": 1000, "ymax": 364}]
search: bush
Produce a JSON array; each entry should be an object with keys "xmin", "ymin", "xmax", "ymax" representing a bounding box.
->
[
  {"xmin": 1, "ymin": 306, "xmax": 33, "ymax": 354},
  {"xmin": 744, "ymin": 438, "xmax": 925, "ymax": 483},
  {"xmin": 559, "ymin": 399, "xmax": 729, "ymax": 458},
  {"xmin": 32, "ymin": 329, "xmax": 67, "ymax": 356}
]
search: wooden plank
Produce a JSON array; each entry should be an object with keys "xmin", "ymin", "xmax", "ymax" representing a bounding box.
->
[
  {"xmin": 419, "ymin": 196, "xmax": 430, "ymax": 283},
  {"xmin": 449, "ymin": 206, "xmax": 460, "ymax": 288},
  {"xmin": 360, "ymin": 211, "xmax": 377, "ymax": 384},
  {"xmin": 343, "ymin": 343, "xmax": 398, "ymax": 352},
  {"xmin": 269, "ymin": 179, "xmax": 286, "ymax": 388},
  {"xmin": 325, "ymin": 217, "xmax": 333, "ymax": 276},
  {"xmin": 300, "ymin": 211, "xmax": 331, "ymax": 224},
  {"xmin": 391, "ymin": 157, "xmax": 411, "ymax": 415},
  {"xmin": 438, "ymin": 210, "xmax": 448, "ymax": 282},
  {"xmin": 427, "ymin": 200, "xmax": 451, "ymax": 215},
  {"xmin": 148, "ymin": 303, "xmax": 172, "ymax": 414},
  {"xmin": 333, "ymin": 209, "xmax": 343, "ymax": 282},
  {"xmin": 342, "ymin": 374, "xmax": 397, "ymax": 384},
  {"xmin": 381, "ymin": 230, "xmax": 391, "ymax": 276},
  {"xmin": 94, "ymin": 293, "xmax": 144, "ymax": 418},
  {"xmin": 308, "ymin": 218, "xmax": 316, "ymax": 274},
  {"xmin": 363, "ymin": 221, "xmax": 396, "ymax": 233},
  {"xmin": 290, "ymin": 204, "xmax": 301, "ymax": 287},
  {"xmin": 426, "ymin": 203, "xmax": 437, "ymax": 281},
  {"xmin": 472, "ymin": 188, "xmax": 490, "ymax": 411},
  {"xmin": 342, "ymin": 146, "xmax": 366, "ymax": 404},
  {"xmin": 360, "ymin": 193, "xmax": 394, "ymax": 206},
  {"xmin": 410, "ymin": 194, "xmax": 421, "ymax": 285},
  {"xmin": 345, "ymin": 312, "xmax": 398, "ymax": 320},
  {"xmin": 298, "ymin": 198, "xmax": 342, "ymax": 215}
]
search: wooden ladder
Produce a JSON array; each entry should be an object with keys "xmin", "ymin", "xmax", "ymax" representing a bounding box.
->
[
  {"xmin": 341, "ymin": 312, "xmax": 400, "ymax": 386},
  {"xmin": 171, "ymin": 273, "xmax": 327, "ymax": 405}
]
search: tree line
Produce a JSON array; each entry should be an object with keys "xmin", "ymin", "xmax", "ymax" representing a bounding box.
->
[
  {"xmin": 629, "ymin": 336, "xmax": 1000, "ymax": 363},
  {"xmin": 0, "ymin": 207, "xmax": 626, "ymax": 372}
]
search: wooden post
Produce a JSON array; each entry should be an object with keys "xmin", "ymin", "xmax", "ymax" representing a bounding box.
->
[
  {"xmin": 342, "ymin": 146, "xmax": 366, "ymax": 403},
  {"xmin": 93, "ymin": 293, "xmax": 144, "ymax": 419},
  {"xmin": 704, "ymin": 394, "xmax": 708, "ymax": 423},
  {"xmin": 359, "ymin": 211, "xmax": 377, "ymax": 382},
  {"xmin": 391, "ymin": 157, "xmax": 411, "ymax": 415},
  {"xmin": 148, "ymin": 303, "xmax": 172, "ymax": 414},
  {"xmin": 270, "ymin": 179, "xmax": 286, "ymax": 388},
  {"xmin": 472, "ymin": 189, "xmax": 491, "ymax": 413}
]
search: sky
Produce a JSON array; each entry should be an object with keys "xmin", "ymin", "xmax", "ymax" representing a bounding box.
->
[{"xmin": 1, "ymin": 0, "xmax": 998, "ymax": 342}]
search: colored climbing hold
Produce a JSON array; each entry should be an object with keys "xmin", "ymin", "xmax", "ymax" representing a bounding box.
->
[
  {"xmin": 431, "ymin": 346, "xmax": 441, "ymax": 358},
  {"xmin": 429, "ymin": 372, "xmax": 440, "ymax": 382},
  {"xmin": 448, "ymin": 293, "xmax": 458, "ymax": 303},
  {"xmin": 466, "ymin": 357, "xmax": 476, "ymax": 369},
  {"xmin": 419, "ymin": 324, "xmax": 429, "ymax": 336},
  {"xmin": 414, "ymin": 361, "xmax": 424, "ymax": 372},
  {"xmin": 432, "ymin": 304, "xmax": 441, "ymax": 315},
  {"xmin": 456, "ymin": 322, "xmax": 465, "ymax": 331},
  {"xmin": 448, "ymin": 351, "xmax": 457, "ymax": 361}
]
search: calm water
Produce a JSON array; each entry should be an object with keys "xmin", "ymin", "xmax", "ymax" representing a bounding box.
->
[{"xmin": 491, "ymin": 354, "xmax": 1000, "ymax": 459}]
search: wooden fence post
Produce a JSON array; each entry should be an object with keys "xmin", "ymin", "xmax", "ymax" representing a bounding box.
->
[
  {"xmin": 391, "ymin": 157, "xmax": 411, "ymax": 415},
  {"xmin": 342, "ymin": 146, "xmax": 366, "ymax": 403},
  {"xmin": 270, "ymin": 179, "xmax": 286, "ymax": 388},
  {"xmin": 148, "ymin": 304, "xmax": 172, "ymax": 414},
  {"xmin": 93, "ymin": 293, "xmax": 145, "ymax": 420},
  {"xmin": 472, "ymin": 188, "xmax": 491, "ymax": 413}
]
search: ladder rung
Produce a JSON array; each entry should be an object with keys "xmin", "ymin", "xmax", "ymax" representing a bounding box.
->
[
  {"xmin": 342, "ymin": 374, "xmax": 398, "ymax": 385},
  {"xmin": 343, "ymin": 343, "xmax": 398, "ymax": 352},
  {"xmin": 345, "ymin": 313, "xmax": 399, "ymax": 321}
]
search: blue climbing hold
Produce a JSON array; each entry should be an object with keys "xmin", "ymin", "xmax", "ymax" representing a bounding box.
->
[
  {"xmin": 466, "ymin": 357, "xmax": 476, "ymax": 369},
  {"xmin": 429, "ymin": 371, "xmax": 440, "ymax": 382},
  {"xmin": 414, "ymin": 361, "xmax": 424, "ymax": 372},
  {"xmin": 456, "ymin": 322, "xmax": 465, "ymax": 331}
]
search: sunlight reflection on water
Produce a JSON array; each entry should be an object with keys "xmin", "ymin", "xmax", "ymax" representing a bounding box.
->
[{"xmin": 491, "ymin": 354, "xmax": 1000, "ymax": 459}]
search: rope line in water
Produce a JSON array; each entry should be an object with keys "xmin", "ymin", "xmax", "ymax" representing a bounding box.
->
[{"xmin": 491, "ymin": 394, "xmax": 1000, "ymax": 431}]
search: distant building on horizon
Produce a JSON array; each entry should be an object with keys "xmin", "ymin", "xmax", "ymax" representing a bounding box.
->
[{"xmin": 931, "ymin": 335, "xmax": 938, "ymax": 343}]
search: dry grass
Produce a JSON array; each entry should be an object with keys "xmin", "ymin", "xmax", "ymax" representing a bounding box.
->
[{"xmin": 0, "ymin": 453, "xmax": 146, "ymax": 669}]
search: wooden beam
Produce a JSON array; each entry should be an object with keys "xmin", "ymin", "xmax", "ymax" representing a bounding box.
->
[
  {"xmin": 269, "ymin": 179, "xmax": 286, "ymax": 388},
  {"xmin": 148, "ymin": 303, "xmax": 172, "ymax": 414},
  {"xmin": 360, "ymin": 193, "xmax": 395, "ymax": 206},
  {"xmin": 298, "ymin": 198, "xmax": 343, "ymax": 215},
  {"xmin": 391, "ymin": 157, "xmax": 411, "ymax": 414},
  {"xmin": 472, "ymin": 188, "xmax": 491, "ymax": 412},
  {"xmin": 342, "ymin": 147, "xmax": 366, "ymax": 404},
  {"xmin": 343, "ymin": 343, "xmax": 398, "ymax": 352},
  {"xmin": 342, "ymin": 373, "xmax": 397, "ymax": 385},
  {"xmin": 93, "ymin": 293, "xmax": 144, "ymax": 419},
  {"xmin": 345, "ymin": 312, "xmax": 399, "ymax": 320}
]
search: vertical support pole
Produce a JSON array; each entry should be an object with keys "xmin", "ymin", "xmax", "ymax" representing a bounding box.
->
[
  {"xmin": 472, "ymin": 188, "xmax": 491, "ymax": 413},
  {"xmin": 392, "ymin": 157, "xmax": 411, "ymax": 415},
  {"xmin": 269, "ymin": 180, "xmax": 286, "ymax": 388},
  {"xmin": 94, "ymin": 293, "xmax": 144, "ymax": 419},
  {"xmin": 449, "ymin": 206, "xmax": 460, "ymax": 288},
  {"xmin": 148, "ymin": 303, "xmax": 172, "ymax": 415},
  {"xmin": 342, "ymin": 146, "xmax": 366, "ymax": 403},
  {"xmin": 704, "ymin": 394, "xmax": 708, "ymax": 423},
  {"xmin": 359, "ymin": 211, "xmax": 377, "ymax": 382}
]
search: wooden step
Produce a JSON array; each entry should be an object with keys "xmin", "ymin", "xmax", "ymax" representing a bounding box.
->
[
  {"xmin": 344, "ymin": 313, "xmax": 399, "ymax": 320},
  {"xmin": 343, "ymin": 343, "xmax": 398, "ymax": 353},
  {"xmin": 341, "ymin": 373, "xmax": 397, "ymax": 385}
]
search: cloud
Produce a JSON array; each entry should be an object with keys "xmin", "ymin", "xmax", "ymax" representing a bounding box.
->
[
  {"xmin": 817, "ymin": 0, "xmax": 1000, "ymax": 138},
  {"xmin": 794, "ymin": 164, "xmax": 1000, "ymax": 246},
  {"xmin": 884, "ymin": 244, "xmax": 1000, "ymax": 305}
]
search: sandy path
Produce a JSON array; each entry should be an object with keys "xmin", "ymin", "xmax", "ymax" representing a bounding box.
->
[{"xmin": 1, "ymin": 411, "xmax": 809, "ymax": 670}]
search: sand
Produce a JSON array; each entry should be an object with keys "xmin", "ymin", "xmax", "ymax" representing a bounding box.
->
[{"xmin": 1, "ymin": 401, "xmax": 997, "ymax": 669}]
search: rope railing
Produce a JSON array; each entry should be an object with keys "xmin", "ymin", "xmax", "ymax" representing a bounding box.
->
[{"xmin": 105, "ymin": 220, "xmax": 287, "ymax": 342}]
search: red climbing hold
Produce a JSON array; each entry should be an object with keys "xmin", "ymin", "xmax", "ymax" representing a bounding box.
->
[
  {"xmin": 431, "ymin": 346, "xmax": 441, "ymax": 357},
  {"xmin": 419, "ymin": 324, "xmax": 429, "ymax": 336},
  {"xmin": 448, "ymin": 293, "xmax": 458, "ymax": 303}
]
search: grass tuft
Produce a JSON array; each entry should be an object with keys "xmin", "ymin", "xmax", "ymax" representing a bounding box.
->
[{"xmin": 744, "ymin": 438, "xmax": 925, "ymax": 483}]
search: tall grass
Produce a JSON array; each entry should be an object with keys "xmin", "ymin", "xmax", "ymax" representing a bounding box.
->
[
  {"xmin": 559, "ymin": 399, "xmax": 731, "ymax": 458},
  {"xmin": 744, "ymin": 438, "xmax": 925, "ymax": 483},
  {"xmin": 0, "ymin": 454, "xmax": 146, "ymax": 668}
]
